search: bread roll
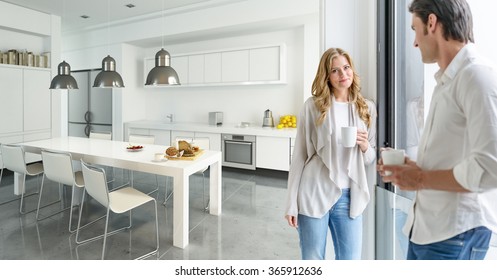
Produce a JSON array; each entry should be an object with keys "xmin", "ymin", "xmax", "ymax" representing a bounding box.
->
[
  {"xmin": 166, "ymin": 146, "xmax": 178, "ymax": 156},
  {"xmin": 178, "ymin": 140, "xmax": 194, "ymax": 155}
]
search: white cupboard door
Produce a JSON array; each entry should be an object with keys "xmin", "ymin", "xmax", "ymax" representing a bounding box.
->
[
  {"xmin": 188, "ymin": 54, "xmax": 204, "ymax": 84},
  {"xmin": 256, "ymin": 136, "xmax": 290, "ymax": 171},
  {"xmin": 150, "ymin": 129, "xmax": 171, "ymax": 146},
  {"xmin": 171, "ymin": 130, "xmax": 195, "ymax": 146},
  {"xmin": 195, "ymin": 132, "xmax": 222, "ymax": 151},
  {"xmin": 222, "ymin": 50, "xmax": 249, "ymax": 82},
  {"xmin": 250, "ymin": 46, "xmax": 280, "ymax": 81},
  {"xmin": 24, "ymin": 69, "xmax": 51, "ymax": 131},
  {"xmin": 204, "ymin": 53, "xmax": 222, "ymax": 83},
  {"xmin": 0, "ymin": 68, "xmax": 23, "ymax": 134},
  {"xmin": 172, "ymin": 56, "xmax": 188, "ymax": 85}
]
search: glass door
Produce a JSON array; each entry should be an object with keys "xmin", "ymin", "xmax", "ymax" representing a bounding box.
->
[{"xmin": 376, "ymin": 0, "xmax": 426, "ymax": 260}]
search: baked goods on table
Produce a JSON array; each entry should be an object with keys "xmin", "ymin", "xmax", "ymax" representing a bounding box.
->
[
  {"xmin": 178, "ymin": 140, "xmax": 193, "ymax": 155},
  {"xmin": 166, "ymin": 146, "xmax": 179, "ymax": 156}
]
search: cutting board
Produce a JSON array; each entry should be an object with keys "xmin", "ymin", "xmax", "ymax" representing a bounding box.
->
[{"xmin": 166, "ymin": 149, "xmax": 204, "ymax": 161}]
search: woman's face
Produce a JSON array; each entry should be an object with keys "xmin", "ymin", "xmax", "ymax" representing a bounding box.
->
[{"xmin": 328, "ymin": 55, "xmax": 353, "ymax": 91}]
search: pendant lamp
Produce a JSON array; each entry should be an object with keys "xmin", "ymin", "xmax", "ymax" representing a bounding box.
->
[
  {"xmin": 145, "ymin": 48, "xmax": 180, "ymax": 85},
  {"xmin": 49, "ymin": 0, "xmax": 78, "ymax": 89},
  {"xmin": 93, "ymin": 55, "xmax": 125, "ymax": 88},
  {"xmin": 145, "ymin": 0, "xmax": 180, "ymax": 86},
  {"xmin": 93, "ymin": 0, "xmax": 125, "ymax": 88},
  {"xmin": 49, "ymin": 61, "xmax": 79, "ymax": 89}
]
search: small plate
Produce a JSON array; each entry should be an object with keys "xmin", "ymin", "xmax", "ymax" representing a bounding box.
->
[{"xmin": 126, "ymin": 145, "xmax": 143, "ymax": 152}]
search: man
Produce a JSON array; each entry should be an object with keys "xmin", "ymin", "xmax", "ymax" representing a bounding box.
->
[{"xmin": 378, "ymin": 0, "xmax": 497, "ymax": 260}]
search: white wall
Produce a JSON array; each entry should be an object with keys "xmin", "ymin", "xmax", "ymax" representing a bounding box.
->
[{"xmin": 61, "ymin": 0, "xmax": 321, "ymax": 133}]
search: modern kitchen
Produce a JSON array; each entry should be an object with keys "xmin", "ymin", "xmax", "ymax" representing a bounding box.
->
[{"xmin": 1, "ymin": 0, "xmax": 497, "ymax": 273}]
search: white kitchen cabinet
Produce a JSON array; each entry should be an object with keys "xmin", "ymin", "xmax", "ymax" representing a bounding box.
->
[
  {"xmin": 150, "ymin": 129, "xmax": 171, "ymax": 146},
  {"xmin": 143, "ymin": 44, "xmax": 285, "ymax": 87},
  {"xmin": 0, "ymin": 67, "xmax": 23, "ymax": 134},
  {"xmin": 0, "ymin": 66, "xmax": 51, "ymax": 140},
  {"xmin": 24, "ymin": 69, "xmax": 51, "ymax": 131},
  {"xmin": 171, "ymin": 130, "xmax": 195, "ymax": 146},
  {"xmin": 250, "ymin": 46, "xmax": 281, "ymax": 81},
  {"xmin": 256, "ymin": 136, "xmax": 290, "ymax": 171},
  {"xmin": 222, "ymin": 50, "xmax": 249, "ymax": 82},
  {"xmin": 194, "ymin": 132, "xmax": 222, "ymax": 151},
  {"xmin": 204, "ymin": 52, "xmax": 222, "ymax": 83},
  {"xmin": 126, "ymin": 127, "xmax": 171, "ymax": 146},
  {"xmin": 188, "ymin": 54, "xmax": 204, "ymax": 84}
]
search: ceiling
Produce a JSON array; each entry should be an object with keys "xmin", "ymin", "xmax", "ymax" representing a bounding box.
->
[{"xmin": 2, "ymin": 0, "xmax": 233, "ymax": 33}]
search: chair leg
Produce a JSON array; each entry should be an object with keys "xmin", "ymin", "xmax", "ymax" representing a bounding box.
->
[
  {"xmin": 202, "ymin": 172, "xmax": 210, "ymax": 211},
  {"xmin": 136, "ymin": 199, "xmax": 159, "ymax": 260},
  {"xmin": 101, "ymin": 208, "xmax": 111, "ymax": 260},
  {"xmin": 35, "ymin": 176, "xmax": 69, "ymax": 221}
]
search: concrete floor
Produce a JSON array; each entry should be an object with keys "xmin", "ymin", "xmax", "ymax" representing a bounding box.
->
[{"xmin": 0, "ymin": 166, "xmax": 300, "ymax": 260}]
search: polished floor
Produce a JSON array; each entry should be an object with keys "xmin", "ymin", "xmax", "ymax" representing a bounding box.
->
[{"xmin": 0, "ymin": 166, "xmax": 301, "ymax": 260}]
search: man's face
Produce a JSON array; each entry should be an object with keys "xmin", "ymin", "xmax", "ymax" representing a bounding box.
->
[{"xmin": 411, "ymin": 14, "xmax": 436, "ymax": 64}]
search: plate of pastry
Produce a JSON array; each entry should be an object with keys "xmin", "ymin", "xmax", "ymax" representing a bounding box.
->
[{"xmin": 126, "ymin": 145, "xmax": 143, "ymax": 152}]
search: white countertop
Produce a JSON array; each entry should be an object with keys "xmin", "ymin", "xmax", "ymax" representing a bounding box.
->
[{"xmin": 126, "ymin": 120, "xmax": 297, "ymax": 138}]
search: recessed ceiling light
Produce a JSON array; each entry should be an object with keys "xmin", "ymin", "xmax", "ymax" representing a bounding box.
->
[
  {"xmin": 80, "ymin": 15, "xmax": 90, "ymax": 19},
  {"xmin": 125, "ymin": 4, "xmax": 135, "ymax": 8}
]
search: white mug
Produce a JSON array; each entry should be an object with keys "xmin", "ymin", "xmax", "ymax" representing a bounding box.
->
[
  {"xmin": 381, "ymin": 149, "xmax": 405, "ymax": 175},
  {"xmin": 341, "ymin": 126, "xmax": 357, "ymax": 148},
  {"xmin": 154, "ymin": 153, "xmax": 164, "ymax": 161}
]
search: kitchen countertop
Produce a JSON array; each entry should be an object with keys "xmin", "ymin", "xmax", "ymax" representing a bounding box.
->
[{"xmin": 125, "ymin": 120, "xmax": 297, "ymax": 138}]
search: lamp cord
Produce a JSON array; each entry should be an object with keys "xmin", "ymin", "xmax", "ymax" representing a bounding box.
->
[{"xmin": 162, "ymin": 0, "xmax": 165, "ymax": 48}]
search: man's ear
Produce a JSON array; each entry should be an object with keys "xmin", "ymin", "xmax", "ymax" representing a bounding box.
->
[{"xmin": 427, "ymin": 13, "xmax": 438, "ymax": 33}]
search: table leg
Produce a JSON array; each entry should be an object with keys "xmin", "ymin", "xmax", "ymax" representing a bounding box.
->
[
  {"xmin": 14, "ymin": 172, "xmax": 24, "ymax": 195},
  {"xmin": 209, "ymin": 159, "xmax": 222, "ymax": 216},
  {"xmin": 173, "ymin": 172, "xmax": 189, "ymax": 248}
]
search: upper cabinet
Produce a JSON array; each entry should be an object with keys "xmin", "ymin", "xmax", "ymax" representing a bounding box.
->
[{"xmin": 144, "ymin": 44, "xmax": 286, "ymax": 87}]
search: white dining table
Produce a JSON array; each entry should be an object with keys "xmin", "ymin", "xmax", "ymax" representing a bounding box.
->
[{"xmin": 17, "ymin": 136, "xmax": 222, "ymax": 249}]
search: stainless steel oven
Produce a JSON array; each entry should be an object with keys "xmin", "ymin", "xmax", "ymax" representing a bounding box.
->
[{"xmin": 222, "ymin": 134, "xmax": 256, "ymax": 170}]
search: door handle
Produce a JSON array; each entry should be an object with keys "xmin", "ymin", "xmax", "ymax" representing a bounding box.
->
[
  {"xmin": 85, "ymin": 125, "xmax": 90, "ymax": 137},
  {"xmin": 84, "ymin": 111, "xmax": 90, "ymax": 123}
]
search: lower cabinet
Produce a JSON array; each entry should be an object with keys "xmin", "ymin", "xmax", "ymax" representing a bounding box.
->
[
  {"xmin": 126, "ymin": 128, "xmax": 171, "ymax": 146},
  {"xmin": 171, "ymin": 130, "xmax": 221, "ymax": 151},
  {"xmin": 256, "ymin": 136, "xmax": 290, "ymax": 171}
]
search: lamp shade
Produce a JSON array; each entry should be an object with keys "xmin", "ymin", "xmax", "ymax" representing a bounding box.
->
[
  {"xmin": 145, "ymin": 48, "xmax": 180, "ymax": 86},
  {"xmin": 93, "ymin": 55, "xmax": 125, "ymax": 88},
  {"xmin": 49, "ymin": 61, "xmax": 79, "ymax": 89}
]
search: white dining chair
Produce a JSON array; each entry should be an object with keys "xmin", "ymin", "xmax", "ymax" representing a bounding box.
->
[
  {"xmin": 37, "ymin": 150, "xmax": 85, "ymax": 232},
  {"xmin": 164, "ymin": 137, "xmax": 210, "ymax": 211},
  {"xmin": 77, "ymin": 160, "xmax": 159, "ymax": 260},
  {"xmin": 0, "ymin": 144, "xmax": 44, "ymax": 214},
  {"xmin": 127, "ymin": 134, "xmax": 159, "ymax": 194},
  {"xmin": 89, "ymin": 130, "xmax": 115, "ymax": 183},
  {"xmin": 89, "ymin": 130, "xmax": 112, "ymax": 140}
]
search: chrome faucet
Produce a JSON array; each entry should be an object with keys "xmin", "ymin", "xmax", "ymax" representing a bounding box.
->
[{"xmin": 166, "ymin": 114, "xmax": 174, "ymax": 123}]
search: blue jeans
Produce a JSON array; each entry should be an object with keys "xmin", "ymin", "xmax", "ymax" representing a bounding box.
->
[
  {"xmin": 407, "ymin": 226, "xmax": 492, "ymax": 260},
  {"xmin": 297, "ymin": 189, "xmax": 362, "ymax": 260}
]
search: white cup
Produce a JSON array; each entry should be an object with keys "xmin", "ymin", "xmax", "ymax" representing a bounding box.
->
[
  {"xmin": 154, "ymin": 153, "xmax": 164, "ymax": 161},
  {"xmin": 381, "ymin": 149, "xmax": 405, "ymax": 175},
  {"xmin": 341, "ymin": 126, "xmax": 357, "ymax": 148}
]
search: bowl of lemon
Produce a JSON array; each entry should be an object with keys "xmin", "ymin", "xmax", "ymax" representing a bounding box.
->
[{"xmin": 277, "ymin": 115, "xmax": 297, "ymax": 129}]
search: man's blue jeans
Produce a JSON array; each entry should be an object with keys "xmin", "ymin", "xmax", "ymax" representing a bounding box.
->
[
  {"xmin": 297, "ymin": 189, "xmax": 362, "ymax": 260},
  {"xmin": 407, "ymin": 226, "xmax": 492, "ymax": 260}
]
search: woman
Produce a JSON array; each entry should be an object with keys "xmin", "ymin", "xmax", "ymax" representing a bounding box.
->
[{"xmin": 285, "ymin": 48, "xmax": 377, "ymax": 260}]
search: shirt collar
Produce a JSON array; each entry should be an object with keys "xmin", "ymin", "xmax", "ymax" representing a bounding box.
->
[{"xmin": 435, "ymin": 43, "xmax": 475, "ymax": 84}]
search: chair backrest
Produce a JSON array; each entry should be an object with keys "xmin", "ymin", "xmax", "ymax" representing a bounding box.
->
[
  {"xmin": 41, "ymin": 150, "xmax": 75, "ymax": 186},
  {"xmin": 129, "ymin": 134, "xmax": 155, "ymax": 145},
  {"xmin": 192, "ymin": 137, "xmax": 210, "ymax": 150},
  {"xmin": 81, "ymin": 160, "xmax": 110, "ymax": 208},
  {"xmin": 89, "ymin": 131, "xmax": 112, "ymax": 140},
  {"xmin": 0, "ymin": 144, "xmax": 27, "ymax": 174}
]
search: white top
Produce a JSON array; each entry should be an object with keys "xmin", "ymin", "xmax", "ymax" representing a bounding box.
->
[
  {"xmin": 404, "ymin": 44, "xmax": 497, "ymax": 244},
  {"xmin": 286, "ymin": 97, "xmax": 377, "ymax": 218},
  {"xmin": 334, "ymin": 101, "xmax": 351, "ymax": 189}
]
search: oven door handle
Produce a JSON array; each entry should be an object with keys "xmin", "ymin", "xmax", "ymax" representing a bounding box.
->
[{"xmin": 225, "ymin": 140, "xmax": 253, "ymax": 146}]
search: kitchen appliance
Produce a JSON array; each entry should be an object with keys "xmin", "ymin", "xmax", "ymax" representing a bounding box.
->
[
  {"xmin": 222, "ymin": 134, "xmax": 256, "ymax": 170},
  {"xmin": 209, "ymin": 112, "xmax": 223, "ymax": 126},
  {"xmin": 68, "ymin": 69, "xmax": 112, "ymax": 137},
  {"xmin": 262, "ymin": 109, "xmax": 274, "ymax": 127}
]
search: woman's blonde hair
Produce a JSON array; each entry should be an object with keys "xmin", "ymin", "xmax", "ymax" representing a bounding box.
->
[{"xmin": 311, "ymin": 48, "xmax": 371, "ymax": 127}]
